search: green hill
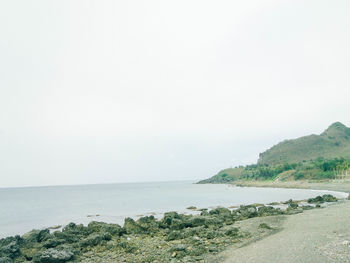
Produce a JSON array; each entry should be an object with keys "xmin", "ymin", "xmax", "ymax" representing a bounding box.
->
[
  {"xmin": 199, "ymin": 122, "xmax": 350, "ymax": 184},
  {"xmin": 258, "ymin": 122, "xmax": 350, "ymax": 165}
]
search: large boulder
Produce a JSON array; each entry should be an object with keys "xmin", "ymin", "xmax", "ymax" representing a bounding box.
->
[
  {"xmin": 235, "ymin": 205, "xmax": 258, "ymax": 219},
  {"xmin": 135, "ymin": 216, "xmax": 159, "ymax": 233},
  {"xmin": 123, "ymin": 218, "xmax": 144, "ymax": 234},
  {"xmin": 159, "ymin": 212, "xmax": 186, "ymax": 230}
]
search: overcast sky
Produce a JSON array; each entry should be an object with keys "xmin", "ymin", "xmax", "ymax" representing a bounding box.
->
[{"xmin": 1, "ymin": 0, "xmax": 350, "ymax": 187}]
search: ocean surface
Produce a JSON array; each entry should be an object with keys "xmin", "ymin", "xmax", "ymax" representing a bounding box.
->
[{"xmin": 0, "ymin": 181, "xmax": 346, "ymax": 238}]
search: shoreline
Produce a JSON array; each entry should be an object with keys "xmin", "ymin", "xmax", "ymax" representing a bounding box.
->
[
  {"xmin": 0, "ymin": 184, "xmax": 345, "ymax": 263},
  {"xmin": 233, "ymin": 179, "xmax": 350, "ymax": 194},
  {"xmin": 1, "ymin": 182, "xmax": 336, "ymax": 238}
]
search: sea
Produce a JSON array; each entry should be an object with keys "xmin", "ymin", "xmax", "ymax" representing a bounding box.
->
[{"xmin": 0, "ymin": 180, "xmax": 346, "ymax": 238}]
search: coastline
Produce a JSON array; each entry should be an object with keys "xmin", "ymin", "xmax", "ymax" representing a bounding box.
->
[
  {"xmin": 0, "ymin": 183, "xmax": 346, "ymax": 263},
  {"xmin": 234, "ymin": 179, "xmax": 350, "ymax": 194}
]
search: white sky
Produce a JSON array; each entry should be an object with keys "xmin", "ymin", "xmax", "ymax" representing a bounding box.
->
[{"xmin": 1, "ymin": 0, "xmax": 350, "ymax": 187}]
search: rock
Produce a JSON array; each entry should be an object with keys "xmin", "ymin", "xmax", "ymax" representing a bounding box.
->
[
  {"xmin": 42, "ymin": 238, "xmax": 66, "ymax": 249},
  {"xmin": 80, "ymin": 233, "xmax": 112, "ymax": 247},
  {"xmin": 52, "ymin": 231, "xmax": 80, "ymax": 244},
  {"xmin": 136, "ymin": 216, "xmax": 159, "ymax": 233},
  {"xmin": 204, "ymin": 230, "xmax": 222, "ymax": 239},
  {"xmin": 185, "ymin": 216, "xmax": 206, "ymax": 227},
  {"xmin": 308, "ymin": 194, "xmax": 337, "ymax": 204},
  {"xmin": 0, "ymin": 257, "xmax": 12, "ymax": 263},
  {"xmin": 160, "ymin": 212, "xmax": 182, "ymax": 228},
  {"xmin": 33, "ymin": 248, "xmax": 74, "ymax": 263},
  {"xmin": 87, "ymin": 221, "xmax": 124, "ymax": 236},
  {"xmin": 0, "ymin": 241, "xmax": 20, "ymax": 259},
  {"xmin": 166, "ymin": 231, "xmax": 184, "ymax": 241},
  {"xmin": 257, "ymin": 206, "xmax": 282, "ymax": 216},
  {"xmin": 322, "ymin": 194, "xmax": 338, "ymax": 202},
  {"xmin": 209, "ymin": 207, "xmax": 231, "ymax": 216},
  {"xmin": 235, "ymin": 205, "xmax": 257, "ymax": 219},
  {"xmin": 186, "ymin": 206, "xmax": 197, "ymax": 210},
  {"xmin": 169, "ymin": 218, "xmax": 186, "ymax": 230},
  {"xmin": 22, "ymin": 230, "xmax": 50, "ymax": 243},
  {"xmin": 202, "ymin": 216, "xmax": 224, "ymax": 228},
  {"xmin": 123, "ymin": 218, "xmax": 144, "ymax": 234},
  {"xmin": 225, "ymin": 228, "xmax": 239, "ymax": 236},
  {"xmin": 258, "ymin": 223, "xmax": 272, "ymax": 229},
  {"xmin": 170, "ymin": 244, "xmax": 186, "ymax": 252},
  {"xmin": 117, "ymin": 241, "xmax": 137, "ymax": 253}
]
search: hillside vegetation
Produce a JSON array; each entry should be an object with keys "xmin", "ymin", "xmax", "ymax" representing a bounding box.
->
[
  {"xmin": 199, "ymin": 122, "xmax": 350, "ymax": 184},
  {"xmin": 258, "ymin": 122, "xmax": 350, "ymax": 165}
]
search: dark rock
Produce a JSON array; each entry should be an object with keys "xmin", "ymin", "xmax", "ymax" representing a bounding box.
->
[
  {"xmin": 136, "ymin": 216, "xmax": 159, "ymax": 233},
  {"xmin": 209, "ymin": 207, "xmax": 231, "ymax": 216},
  {"xmin": 0, "ymin": 257, "xmax": 12, "ymax": 263},
  {"xmin": 322, "ymin": 194, "xmax": 338, "ymax": 202},
  {"xmin": 52, "ymin": 231, "xmax": 80, "ymax": 244},
  {"xmin": 225, "ymin": 227, "xmax": 239, "ymax": 236},
  {"xmin": 308, "ymin": 194, "xmax": 337, "ymax": 204},
  {"xmin": 87, "ymin": 221, "xmax": 124, "ymax": 236},
  {"xmin": 202, "ymin": 216, "xmax": 224, "ymax": 228},
  {"xmin": 258, "ymin": 223, "xmax": 272, "ymax": 229},
  {"xmin": 22, "ymin": 230, "xmax": 50, "ymax": 243},
  {"xmin": 204, "ymin": 230, "xmax": 222, "ymax": 239},
  {"xmin": 117, "ymin": 241, "xmax": 137, "ymax": 253},
  {"xmin": 43, "ymin": 238, "xmax": 66, "ymax": 249},
  {"xmin": 288, "ymin": 202, "xmax": 298, "ymax": 209},
  {"xmin": 257, "ymin": 206, "xmax": 282, "ymax": 216},
  {"xmin": 160, "ymin": 212, "xmax": 182, "ymax": 228},
  {"xmin": 185, "ymin": 216, "xmax": 206, "ymax": 227},
  {"xmin": 235, "ymin": 205, "xmax": 258, "ymax": 219},
  {"xmin": 80, "ymin": 233, "xmax": 112, "ymax": 247},
  {"xmin": 123, "ymin": 218, "xmax": 144, "ymax": 234},
  {"xmin": 166, "ymin": 230, "xmax": 184, "ymax": 241},
  {"xmin": 0, "ymin": 242, "xmax": 20, "ymax": 259},
  {"xmin": 170, "ymin": 244, "xmax": 186, "ymax": 252}
]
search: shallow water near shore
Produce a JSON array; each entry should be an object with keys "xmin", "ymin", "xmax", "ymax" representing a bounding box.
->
[{"xmin": 0, "ymin": 180, "xmax": 346, "ymax": 237}]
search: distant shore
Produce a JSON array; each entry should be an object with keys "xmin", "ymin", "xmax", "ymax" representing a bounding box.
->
[{"xmin": 234, "ymin": 179, "xmax": 350, "ymax": 194}]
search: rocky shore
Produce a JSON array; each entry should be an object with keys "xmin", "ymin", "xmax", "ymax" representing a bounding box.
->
[{"xmin": 0, "ymin": 194, "xmax": 340, "ymax": 263}]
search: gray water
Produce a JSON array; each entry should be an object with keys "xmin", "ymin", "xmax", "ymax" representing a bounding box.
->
[{"xmin": 0, "ymin": 181, "xmax": 346, "ymax": 238}]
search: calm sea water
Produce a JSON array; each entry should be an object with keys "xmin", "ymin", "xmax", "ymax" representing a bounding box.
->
[{"xmin": 0, "ymin": 181, "xmax": 346, "ymax": 238}]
